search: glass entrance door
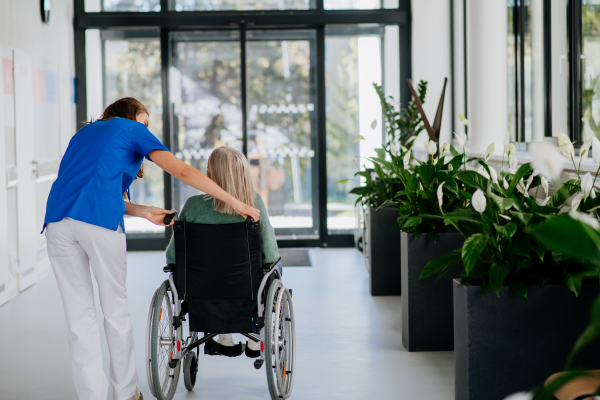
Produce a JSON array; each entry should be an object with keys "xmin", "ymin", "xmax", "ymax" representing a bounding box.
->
[{"xmin": 170, "ymin": 30, "xmax": 318, "ymax": 239}]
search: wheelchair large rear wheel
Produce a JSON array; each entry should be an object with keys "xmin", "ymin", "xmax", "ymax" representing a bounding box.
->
[
  {"xmin": 146, "ymin": 287, "xmax": 160, "ymax": 398},
  {"xmin": 264, "ymin": 280, "xmax": 296, "ymax": 399},
  {"xmin": 148, "ymin": 280, "xmax": 180, "ymax": 400}
]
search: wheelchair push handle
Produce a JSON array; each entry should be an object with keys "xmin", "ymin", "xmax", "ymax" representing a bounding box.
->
[{"xmin": 163, "ymin": 210, "xmax": 178, "ymax": 225}]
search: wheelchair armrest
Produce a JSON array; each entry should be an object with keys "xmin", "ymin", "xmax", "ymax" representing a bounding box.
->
[
  {"xmin": 262, "ymin": 256, "xmax": 282, "ymax": 273},
  {"xmin": 164, "ymin": 264, "xmax": 175, "ymax": 273}
]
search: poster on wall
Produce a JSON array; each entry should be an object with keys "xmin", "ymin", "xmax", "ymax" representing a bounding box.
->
[
  {"xmin": 32, "ymin": 57, "xmax": 60, "ymax": 274},
  {"xmin": 2, "ymin": 45, "xmax": 16, "ymax": 300}
]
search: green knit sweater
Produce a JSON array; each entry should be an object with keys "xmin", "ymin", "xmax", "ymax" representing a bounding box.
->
[{"xmin": 166, "ymin": 192, "xmax": 280, "ymax": 265}]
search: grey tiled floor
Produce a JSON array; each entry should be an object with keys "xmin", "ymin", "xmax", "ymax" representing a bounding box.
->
[{"xmin": 0, "ymin": 248, "xmax": 453, "ymax": 399}]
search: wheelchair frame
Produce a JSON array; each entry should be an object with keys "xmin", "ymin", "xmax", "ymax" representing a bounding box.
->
[{"xmin": 146, "ymin": 249, "xmax": 296, "ymax": 400}]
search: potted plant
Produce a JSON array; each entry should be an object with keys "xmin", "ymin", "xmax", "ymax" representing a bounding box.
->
[
  {"xmin": 346, "ymin": 81, "xmax": 427, "ymax": 296},
  {"xmin": 375, "ymin": 133, "xmax": 472, "ymax": 351},
  {"xmin": 422, "ymin": 136, "xmax": 600, "ymax": 400}
]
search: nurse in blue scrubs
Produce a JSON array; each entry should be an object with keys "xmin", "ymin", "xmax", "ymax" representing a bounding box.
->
[{"xmin": 43, "ymin": 97, "xmax": 259, "ymax": 400}]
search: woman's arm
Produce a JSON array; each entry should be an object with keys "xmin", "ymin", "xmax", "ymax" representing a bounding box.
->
[
  {"xmin": 125, "ymin": 202, "xmax": 174, "ymax": 226},
  {"xmin": 149, "ymin": 150, "xmax": 260, "ymax": 222}
]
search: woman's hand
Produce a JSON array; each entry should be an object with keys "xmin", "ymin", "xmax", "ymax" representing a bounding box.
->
[
  {"xmin": 144, "ymin": 207, "xmax": 175, "ymax": 226},
  {"xmin": 232, "ymin": 199, "xmax": 260, "ymax": 222}
]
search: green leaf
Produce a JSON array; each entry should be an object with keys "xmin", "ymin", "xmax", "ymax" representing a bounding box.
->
[
  {"xmin": 443, "ymin": 209, "xmax": 484, "ymax": 225},
  {"xmin": 489, "ymin": 192, "xmax": 517, "ymax": 213},
  {"xmin": 420, "ymin": 251, "xmax": 462, "ymax": 279},
  {"xmin": 338, "ymin": 179, "xmax": 349, "ymax": 184},
  {"xmin": 489, "ymin": 262, "xmax": 510, "ymax": 296},
  {"xmin": 549, "ymin": 179, "xmax": 580, "ymax": 208},
  {"xmin": 462, "ymin": 234, "xmax": 489, "ymax": 274},
  {"xmin": 416, "ymin": 164, "xmax": 436, "ymax": 188},
  {"xmin": 530, "ymin": 214, "xmax": 600, "ymax": 267},
  {"xmin": 509, "ymin": 210, "xmax": 533, "ymax": 225},
  {"xmin": 566, "ymin": 320, "xmax": 600, "ymax": 369},
  {"xmin": 510, "ymin": 279, "xmax": 528, "ymax": 298},
  {"xmin": 353, "ymin": 135, "xmax": 365, "ymax": 143},
  {"xmin": 378, "ymin": 200, "xmax": 397, "ymax": 209},
  {"xmin": 494, "ymin": 222, "xmax": 518, "ymax": 238},
  {"xmin": 506, "ymin": 163, "xmax": 532, "ymax": 196},
  {"xmin": 374, "ymin": 148, "xmax": 386, "ymax": 160},
  {"xmin": 401, "ymin": 216, "xmax": 422, "ymax": 229},
  {"xmin": 457, "ymin": 170, "xmax": 488, "ymax": 191}
]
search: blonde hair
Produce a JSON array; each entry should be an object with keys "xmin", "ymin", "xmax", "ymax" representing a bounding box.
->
[{"xmin": 206, "ymin": 147, "xmax": 255, "ymax": 214}]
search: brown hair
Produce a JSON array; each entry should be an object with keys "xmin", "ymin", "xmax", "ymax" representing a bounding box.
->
[{"xmin": 92, "ymin": 97, "xmax": 150, "ymax": 199}]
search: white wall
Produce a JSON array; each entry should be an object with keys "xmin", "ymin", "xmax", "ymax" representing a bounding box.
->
[
  {"xmin": 0, "ymin": 0, "xmax": 75, "ymax": 301},
  {"xmin": 411, "ymin": 0, "xmax": 453, "ymax": 146}
]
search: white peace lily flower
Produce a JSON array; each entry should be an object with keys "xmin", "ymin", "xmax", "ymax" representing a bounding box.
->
[
  {"xmin": 441, "ymin": 142, "xmax": 450, "ymax": 156},
  {"xmin": 504, "ymin": 131, "xmax": 510, "ymax": 147},
  {"xmin": 499, "ymin": 214, "xmax": 511, "ymax": 220},
  {"xmin": 592, "ymin": 188, "xmax": 597, "ymax": 199},
  {"xmin": 528, "ymin": 141, "xmax": 564, "ymax": 182},
  {"xmin": 437, "ymin": 182, "xmax": 445, "ymax": 209},
  {"xmin": 516, "ymin": 178, "xmax": 529, "ymax": 197},
  {"xmin": 489, "ymin": 166, "xmax": 498, "ymax": 184},
  {"xmin": 504, "ymin": 143, "xmax": 516, "ymax": 157},
  {"xmin": 572, "ymin": 193, "xmax": 584, "ymax": 210},
  {"xmin": 582, "ymin": 173, "xmax": 594, "ymax": 200},
  {"xmin": 390, "ymin": 141, "xmax": 398, "ymax": 157},
  {"xmin": 502, "ymin": 392, "xmax": 534, "ymax": 400},
  {"xmin": 406, "ymin": 136, "xmax": 417, "ymax": 144},
  {"xmin": 448, "ymin": 163, "xmax": 454, "ymax": 171},
  {"xmin": 509, "ymin": 156, "xmax": 519, "ymax": 173},
  {"xmin": 580, "ymin": 140, "xmax": 592, "ymax": 165},
  {"xmin": 592, "ymin": 137, "xmax": 600, "ymax": 166},
  {"xmin": 400, "ymin": 144, "xmax": 408, "ymax": 153},
  {"xmin": 558, "ymin": 131, "xmax": 575, "ymax": 159},
  {"xmin": 427, "ymin": 140, "xmax": 438, "ymax": 156},
  {"xmin": 524, "ymin": 174, "xmax": 534, "ymax": 194},
  {"xmin": 538, "ymin": 196, "xmax": 551, "ymax": 206},
  {"xmin": 503, "ymin": 177, "xmax": 509, "ymax": 190},
  {"xmin": 455, "ymin": 132, "xmax": 467, "ymax": 153},
  {"xmin": 419, "ymin": 182, "xmax": 424, "ymax": 191},
  {"xmin": 541, "ymin": 176, "xmax": 549, "ymax": 197},
  {"xmin": 569, "ymin": 209, "xmax": 600, "ymax": 230},
  {"xmin": 472, "ymin": 189, "xmax": 487, "ymax": 213},
  {"xmin": 403, "ymin": 151, "xmax": 411, "ymax": 169},
  {"xmin": 484, "ymin": 142, "xmax": 495, "ymax": 161},
  {"xmin": 477, "ymin": 166, "xmax": 490, "ymax": 180},
  {"xmin": 458, "ymin": 113, "xmax": 469, "ymax": 127}
]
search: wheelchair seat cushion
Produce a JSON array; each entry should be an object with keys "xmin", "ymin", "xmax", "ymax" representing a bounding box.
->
[{"xmin": 173, "ymin": 219, "xmax": 263, "ymax": 333}]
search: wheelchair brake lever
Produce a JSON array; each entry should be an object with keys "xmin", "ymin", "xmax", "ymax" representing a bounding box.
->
[{"xmin": 163, "ymin": 210, "xmax": 178, "ymax": 225}]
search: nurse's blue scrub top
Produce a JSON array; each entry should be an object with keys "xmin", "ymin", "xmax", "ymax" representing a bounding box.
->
[{"xmin": 43, "ymin": 117, "xmax": 169, "ymax": 233}]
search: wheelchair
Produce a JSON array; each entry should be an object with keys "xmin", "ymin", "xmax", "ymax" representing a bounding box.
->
[{"xmin": 146, "ymin": 215, "xmax": 296, "ymax": 400}]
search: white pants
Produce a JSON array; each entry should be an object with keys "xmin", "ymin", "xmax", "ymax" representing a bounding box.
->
[{"xmin": 46, "ymin": 218, "xmax": 137, "ymax": 400}]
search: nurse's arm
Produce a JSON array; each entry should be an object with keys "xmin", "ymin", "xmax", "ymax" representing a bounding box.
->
[
  {"xmin": 148, "ymin": 150, "xmax": 260, "ymax": 222},
  {"xmin": 125, "ymin": 202, "xmax": 174, "ymax": 226}
]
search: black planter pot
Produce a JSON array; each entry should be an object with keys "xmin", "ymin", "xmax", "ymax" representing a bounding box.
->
[
  {"xmin": 454, "ymin": 280, "xmax": 600, "ymax": 400},
  {"xmin": 401, "ymin": 232, "xmax": 465, "ymax": 351},
  {"xmin": 365, "ymin": 206, "xmax": 401, "ymax": 296}
]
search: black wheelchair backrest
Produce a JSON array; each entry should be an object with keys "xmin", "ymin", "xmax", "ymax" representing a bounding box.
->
[{"xmin": 172, "ymin": 217, "xmax": 263, "ymax": 333}]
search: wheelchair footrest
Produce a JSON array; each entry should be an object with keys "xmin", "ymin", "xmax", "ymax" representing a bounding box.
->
[
  {"xmin": 253, "ymin": 359, "xmax": 264, "ymax": 370},
  {"xmin": 204, "ymin": 338, "xmax": 245, "ymax": 357},
  {"xmin": 168, "ymin": 358, "xmax": 179, "ymax": 368}
]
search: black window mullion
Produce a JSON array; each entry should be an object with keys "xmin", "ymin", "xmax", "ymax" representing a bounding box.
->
[
  {"xmin": 316, "ymin": 26, "xmax": 326, "ymax": 246},
  {"xmin": 399, "ymin": 0, "xmax": 412, "ymax": 108},
  {"xmin": 160, "ymin": 28, "xmax": 173, "ymax": 243},
  {"xmin": 544, "ymin": 0, "xmax": 552, "ymax": 137},
  {"xmin": 569, "ymin": 0, "xmax": 582, "ymax": 143},
  {"xmin": 519, "ymin": 1, "xmax": 526, "ymax": 143}
]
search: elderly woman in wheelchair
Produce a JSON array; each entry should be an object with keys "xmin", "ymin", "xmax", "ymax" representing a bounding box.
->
[{"xmin": 147, "ymin": 147, "xmax": 295, "ymax": 400}]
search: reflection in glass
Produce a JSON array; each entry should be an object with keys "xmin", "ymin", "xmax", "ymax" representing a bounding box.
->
[
  {"xmin": 325, "ymin": 27, "xmax": 386, "ymax": 233},
  {"xmin": 171, "ymin": 35, "xmax": 242, "ymax": 210},
  {"xmin": 174, "ymin": 0, "xmax": 311, "ymax": 11},
  {"xmin": 551, "ymin": 0, "xmax": 569, "ymax": 137},
  {"xmin": 102, "ymin": 0, "xmax": 160, "ymax": 11},
  {"xmin": 581, "ymin": 1, "xmax": 600, "ymax": 141},
  {"xmin": 506, "ymin": 0, "xmax": 544, "ymax": 143},
  {"xmin": 246, "ymin": 32, "xmax": 315, "ymax": 232},
  {"xmin": 103, "ymin": 38, "xmax": 165, "ymax": 233}
]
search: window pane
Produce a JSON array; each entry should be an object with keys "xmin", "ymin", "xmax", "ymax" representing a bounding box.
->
[
  {"xmin": 582, "ymin": 1, "xmax": 600, "ymax": 141},
  {"xmin": 246, "ymin": 31, "xmax": 316, "ymax": 234},
  {"xmin": 85, "ymin": 0, "xmax": 161, "ymax": 11},
  {"xmin": 102, "ymin": 36, "xmax": 165, "ymax": 233},
  {"xmin": 173, "ymin": 0, "xmax": 312, "ymax": 11},
  {"xmin": 325, "ymin": 26, "xmax": 394, "ymax": 233},
  {"xmin": 324, "ymin": 0, "xmax": 398, "ymax": 9},
  {"xmin": 171, "ymin": 33, "xmax": 242, "ymax": 211},
  {"xmin": 551, "ymin": 0, "xmax": 569, "ymax": 137}
]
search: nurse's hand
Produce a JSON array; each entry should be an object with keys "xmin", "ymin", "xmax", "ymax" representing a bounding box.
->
[
  {"xmin": 232, "ymin": 199, "xmax": 260, "ymax": 222},
  {"xmin": 145, "ymin": 207, "xmax": 175, "ymax": 226}
]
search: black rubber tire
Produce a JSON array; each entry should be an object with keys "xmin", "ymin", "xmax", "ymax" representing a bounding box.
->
[
  {"xmin": 183, "ymin": 351, "xmax": 198, "ymax": 391},
  {"xmin": 150, "ymin": 280, "xmax": 180, "ymax": 400},
  {"xmin": 264, "ymin": 279, "xmax": 284, "ymax": 400}
]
